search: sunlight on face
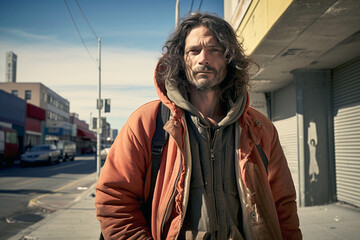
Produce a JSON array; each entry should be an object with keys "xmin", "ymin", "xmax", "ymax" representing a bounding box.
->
[{"xmin": 184, "ymin": 26, "xmax": 227, "ymax": 92}]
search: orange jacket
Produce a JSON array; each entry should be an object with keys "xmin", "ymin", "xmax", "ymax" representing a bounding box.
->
[{"xmin": 96, "ymin": 66, "xmax": 302, "ymax": 240}]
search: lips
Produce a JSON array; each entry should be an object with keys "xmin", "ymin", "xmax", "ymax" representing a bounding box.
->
[
  {"xmin": 193, "ymin": 67, "xmax": 216, "ymax": 76},
  {"xmin": 196, "ymin": 71, "xmax": 213, "ymax": 74}
]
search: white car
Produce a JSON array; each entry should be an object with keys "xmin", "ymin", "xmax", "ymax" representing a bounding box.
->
[
  {"xmin": 20, "ymin": 144, "xmax": 61, "ymax": 167},
  {"xmin": 101, "ymin": 147, "xmax": 110, "ymax": 162}
]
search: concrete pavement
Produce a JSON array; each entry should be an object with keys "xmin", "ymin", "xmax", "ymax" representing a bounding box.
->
[
  {"xmin": 7, "ymin": 176, "xmax": 100, "ymax": 240},
  {"xmin": 7, "ymin": 184, "xmax": 360, "ymax": 240},
  {"xmin": 299, "ymin": 202, "xmax": 360, "ymax": 240}
]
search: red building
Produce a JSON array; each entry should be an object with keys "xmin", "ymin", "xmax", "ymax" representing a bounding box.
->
[
  {"xmin": 69, "ymin": 113, "xmax": 96, "ymax": 154},
  {"xmin": 25, "ymin": 103, "xmax": 46, "ymax": 148}
]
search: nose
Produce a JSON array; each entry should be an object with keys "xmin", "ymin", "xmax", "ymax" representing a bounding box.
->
[{"xmin": 198, "ymin": 49, "xmax": 209, "ymax": 65}]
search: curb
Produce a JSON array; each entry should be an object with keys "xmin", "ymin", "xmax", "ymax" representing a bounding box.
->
[
  {"xmin": 7, "ymin": 180, "xmax": 97, "ymax": 240},
  {"xmin": 27, "ymin": 173, "xmax": 96, "ymax": 213}
]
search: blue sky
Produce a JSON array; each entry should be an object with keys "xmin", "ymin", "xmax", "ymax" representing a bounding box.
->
[{"xmin": 0, "ymin": 0, "xmax": 223, "ymax": 130}]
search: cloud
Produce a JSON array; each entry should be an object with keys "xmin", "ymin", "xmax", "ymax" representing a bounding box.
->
[{"xmin": 0, "ymin": 27, "xmax": 59, "ymax": 41}]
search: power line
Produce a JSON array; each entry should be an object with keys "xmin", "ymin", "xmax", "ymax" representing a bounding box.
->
[
  {"xmin": 189, "ymin": 0, "xmax": 203, "ymax": 14},
  {"xmin": 74, "ymin": 0, "xmax": 98, "ymax": 39},
  {"xmin": 198, "ymin": 0, "xmax": 203, "ymax": 11},
  {"xmin": 189, "ymin": 0, "xmax": 194, "ymax": 13},
  {"xmin": 64, "ymin": 0, "xmax": 96, "ymax": 63}
]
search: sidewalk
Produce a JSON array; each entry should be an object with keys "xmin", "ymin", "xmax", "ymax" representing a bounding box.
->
[
  {"xmin": 8, "ymin": 186, "xmax": 360, "ymax": 240},
  {"xmin": 8, "ymin": 182, "xmax": 100, "ymax": 240},
  {"xmin": 299, "ymin": 202, "xmax": 360, "ymax": 239}
]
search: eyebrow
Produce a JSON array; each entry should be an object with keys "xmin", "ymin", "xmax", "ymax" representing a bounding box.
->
[{"xmin": 185, "ymin": 43, "xmax": 222, "ymax": 50}]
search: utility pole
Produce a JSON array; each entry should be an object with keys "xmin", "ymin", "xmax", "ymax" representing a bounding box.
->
[
  {"xmin": 90, "ymin": 112, "xmax": 92, "ymax": 129},
  {"xmin": 175, "ymin": 0, "xmax": 180, "ymax": 27},
  {"xmin": 96, "ymin": 37, "xmax": 102, "ymax": 179}
]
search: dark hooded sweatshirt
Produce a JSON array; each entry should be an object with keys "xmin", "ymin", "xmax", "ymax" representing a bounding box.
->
[{"xmin": 165, "ymin": 79, "xmax": 247, "ymax": 239}]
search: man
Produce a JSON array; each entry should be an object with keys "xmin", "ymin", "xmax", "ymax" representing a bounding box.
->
[{"xmin": 96, "ymin": 12, "xmax": 302, "ymax": 240}]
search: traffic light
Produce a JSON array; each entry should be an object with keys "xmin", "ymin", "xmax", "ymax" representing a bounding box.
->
[
  {"xmin": 93, "ymin": 117, "xmax": 97, "ymax": 129},
  {"xmin": 105, "ymin": 99, "xmax": 111, "ymax": 113}
]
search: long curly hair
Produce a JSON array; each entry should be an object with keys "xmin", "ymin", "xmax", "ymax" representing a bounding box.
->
[{"xmin": 158, "ymin": 12, "xmax": 252, "ymax": 102}]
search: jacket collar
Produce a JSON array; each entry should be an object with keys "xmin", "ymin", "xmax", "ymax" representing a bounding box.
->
[{"xmin": 238, "ymin": 94, "xmax": 264, "ymax": 145}]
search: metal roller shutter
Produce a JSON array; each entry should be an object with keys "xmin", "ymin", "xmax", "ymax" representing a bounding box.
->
[
  {"xmin": 272, "ymin": 84, "xmax": 299, "ymax": 199},
  {"xmin": 332, "ymin": 57, "xmax": 360, "ymax": 207}
]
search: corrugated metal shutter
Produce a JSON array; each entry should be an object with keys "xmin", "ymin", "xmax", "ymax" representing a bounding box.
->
[
  {"xmin": 272, "ymin": 84, "xmax": 299, "ymax": 199},
  {"xmin": 332, "ymin": 57, "xmax": 360, "ymax": 207}
]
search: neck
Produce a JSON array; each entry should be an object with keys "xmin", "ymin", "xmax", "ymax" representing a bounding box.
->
[{"xmin": 189, "ymin": 87, "xmax": 225, "ymax": 126}]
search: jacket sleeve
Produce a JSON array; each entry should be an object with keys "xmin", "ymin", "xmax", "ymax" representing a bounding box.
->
[
  {"xmin": 267, "ymin": 123, "xmax": 302, "ymax": 240},
  {"xmin": 95, "ymin": 102, "xmax": 158, "ymax": 240}
]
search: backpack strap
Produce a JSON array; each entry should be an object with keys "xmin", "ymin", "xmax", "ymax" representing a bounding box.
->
[
  {"xmin": 144, "ymin": 102, "xmax": 170, "ymax": 228},
  {"xmin": 255, "ymin": 144, "xmax": 268, "ymax": 175}
]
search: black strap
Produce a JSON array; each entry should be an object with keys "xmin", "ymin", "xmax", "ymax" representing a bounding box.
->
[
  {"xmin": 144, "ymin": 102, "xmax": 170, "ymax": 228},
  {"xmin": 99, "ymin": 232, "xmax": 104, "ymax": 240},
  {"xmin": 100, "ymin": 103, "xmax": 170, "ymax": 239},
  {"xmin": 256, "ymin": 144, "xmax": 268, "ymax": 175}
]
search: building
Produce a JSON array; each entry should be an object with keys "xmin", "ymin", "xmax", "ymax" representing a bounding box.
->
[
  {"xmin": 91, "ymin": 116, "xmax": 112, "ymax": 146},
  {"xmin": 5, "ymin": 51, "xmax": 17, "ymax": 83},
  {"xmin": 0, "ymin": 89, "xmax": 26, "ymax": 154},
  {"xmin": 25, "ymin": 103, "xmax": 46, "ymax": 148},
  {"xmin": 69, "ymin": 113, "xmax": 96, "ymax": 154},
  {"xmin": 101, "ymin": 117, "xmax": 111, "ymax": 144},
  {"xmin": 110, "ymin": 129, "xmax": 118, "ymax": 142},
  {"xmin": 0, "ymin": 82, "xmax": 71, "ymax": 143},
  {"xmin": 225, "ymin": 0, "xmax": 360, "ymax": 207}
]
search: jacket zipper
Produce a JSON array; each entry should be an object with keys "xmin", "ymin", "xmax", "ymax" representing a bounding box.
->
[
  {"xmin": 160, "ymin": 154, "xmax": 183, "ymax": 238},
  {"xmin": 209, "ymin": 129, "xmax": 219, "ymax": 235}
]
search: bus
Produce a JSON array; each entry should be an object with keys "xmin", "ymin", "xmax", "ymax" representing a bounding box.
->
[{"xmin": 0, "ymin": 126, "xmax": 19, "ymax": 166}]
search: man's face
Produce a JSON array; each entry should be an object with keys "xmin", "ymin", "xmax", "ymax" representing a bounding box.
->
[{"xmin": 184, "ymin": 26, "xmax": 227, "ymax": 92}]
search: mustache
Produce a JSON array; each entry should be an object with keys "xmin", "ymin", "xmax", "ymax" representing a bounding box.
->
[{"xmin": 192, "ymin": 65, "xmax": 216, "ymax": 73}]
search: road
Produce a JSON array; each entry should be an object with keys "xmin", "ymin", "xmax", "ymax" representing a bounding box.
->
[{"xmin": 0, "ymin": 155, "xmax": 97, "ymax": 240}]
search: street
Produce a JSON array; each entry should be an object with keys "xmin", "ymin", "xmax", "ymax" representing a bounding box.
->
[{"xmin": 0, "ymin": 155, "xmax": 97, "ymax": 240}]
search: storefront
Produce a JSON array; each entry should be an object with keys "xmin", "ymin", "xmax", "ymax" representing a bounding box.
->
[
  {"xmin": 0, "ymin": 90, "xmax": 26, "ymax": 154},
  {"xmin": 225, "ymin": 0, "xmax": 360, "ymax": 207},
  {"xmin": 76, "ymin": 128, "xmax": 96, "ymax": 154},
  {"xmin": 44, "ymin": 121, "xmax": 73, "ymax": 143},
  {"xmin": 25, "ymin": 103, "xmax": 46, "ymax": 148},
  {"xmin": 332, "ymin": 57, "xmax": 360, "ymax": 207}
]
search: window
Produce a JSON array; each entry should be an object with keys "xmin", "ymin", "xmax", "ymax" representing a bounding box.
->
[
  {"xmin": 11, "ymin": 90, "xmax": 18, "ymax": 96},
  {"xmin": 25, "ymin": 90, "xmax": 31, "ymax": 100},
  {"xmin": 6, "ymin": 132, "xmax": 17, "ymax": 144}
]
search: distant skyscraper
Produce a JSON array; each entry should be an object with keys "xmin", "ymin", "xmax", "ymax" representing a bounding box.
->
[{"xmin": 6, "ymin": 51, "xmax": 17, "ymax": 83}]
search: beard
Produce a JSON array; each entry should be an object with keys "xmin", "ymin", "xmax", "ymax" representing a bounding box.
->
[
  {"xmin": 188, "ymin": 78, "xmax": 222, "ymax": 92},
  {"xmin": 187, "ymin": 65, "xmax": 223, "ymax": 92}
]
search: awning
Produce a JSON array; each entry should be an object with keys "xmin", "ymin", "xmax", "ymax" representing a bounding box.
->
[{"xmin": 77, "ymin": 129, "xmax": 96, "ymax": 140}]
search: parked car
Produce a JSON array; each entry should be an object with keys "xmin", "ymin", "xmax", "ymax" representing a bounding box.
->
[
  {"xmin": 81, "ymin": 146, "xmax": 96, "ymax": 154},
  {"xmin": 20, "ymin": 144, "xmax": 60, "ymax": 167},
  {"xmin": 57, "ymin": 141, "xmax": 76, "ymax": 161}
]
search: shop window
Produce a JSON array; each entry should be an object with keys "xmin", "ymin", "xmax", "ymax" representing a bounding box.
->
[{"xmin": 6, "ymin": 132, "xmax": 17, "ymax": 144}]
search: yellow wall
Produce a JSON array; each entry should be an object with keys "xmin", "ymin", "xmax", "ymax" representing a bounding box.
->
[{"xmin": 236, "ymin": 0, "xmax": 293, "ymax": 55}]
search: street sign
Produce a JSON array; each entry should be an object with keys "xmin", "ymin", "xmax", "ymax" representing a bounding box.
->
[{"xmin": 105, "ymin": 99, "xmax": 111, "ymax": 113}]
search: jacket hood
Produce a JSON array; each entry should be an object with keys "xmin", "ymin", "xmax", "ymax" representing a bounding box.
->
[{"xmin": 153, "ymin": 58, "xmax": 251, "ymax": 125}]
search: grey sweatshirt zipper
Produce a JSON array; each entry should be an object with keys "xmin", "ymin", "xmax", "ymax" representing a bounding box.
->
[{"xmin": 209, "ymin": 129, "xmax": 220, "ymax": 237}]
